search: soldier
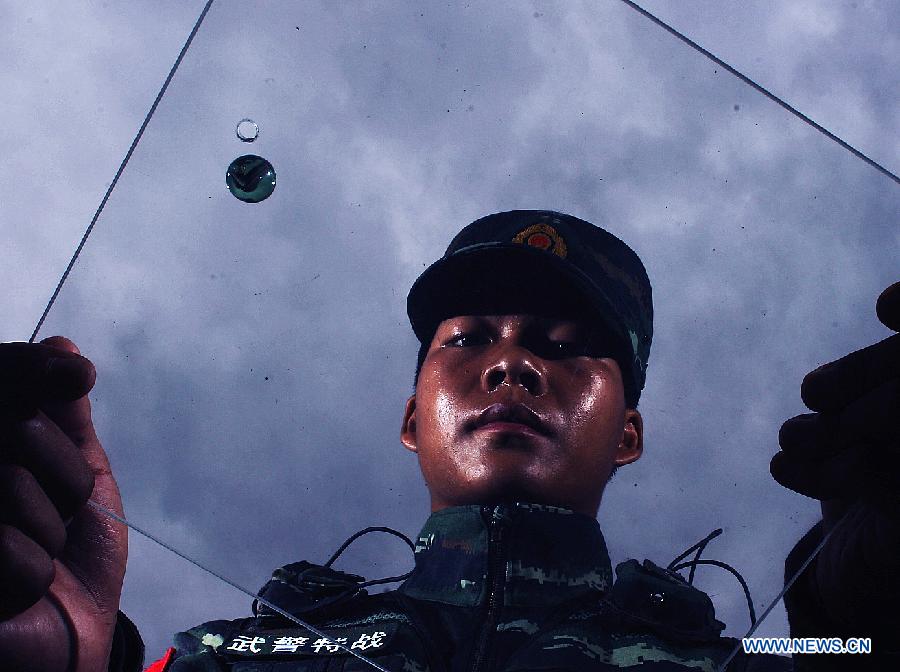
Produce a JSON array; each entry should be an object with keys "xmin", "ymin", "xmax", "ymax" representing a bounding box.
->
[{"xmin": 0, "ymin": 210, "xmax": 897, "ymax": 671}]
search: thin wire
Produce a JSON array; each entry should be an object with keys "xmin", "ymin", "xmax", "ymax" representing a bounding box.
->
[
  {"xmin": 613, "ymin": 1, "xmax": 890, "ymax": 661},
  {"xmin": 670, "ymin": 559, "xmax": 756, "ymax": 626},
  {"xmin": 715, "ymin": 509, "xmax": 852, "ymax": 672},
  {"xmin": 31, "ymin": 4, "xmax": 867, "ymax": 669},
  {"xmin": 325, "ymin": 526, "xmax": 416, "ymax": 568},
  {"xmin": 32, "ymin": 4, "xmax": 389, "ymax": 669},
  {"xmin": 28, "ymin": 0, "xmax": 217, "ymax": 344},
  {"xmin": 686, "ymin": 543, "xmax": 703, "ymax": 586},
  {"xmin": 667, "ymin": 529, "xmax": 722, "ymax": 574},
  {"xmin": 325, "ymin": 526, "xmax": 416, "ymax": 587},
  {"xmin": 87, "ymin": 500, "xmax": 393, "ymax": 672},
  {"xmin": 616, "ymin": 0, "xmax": 900, "ymax": 187}
]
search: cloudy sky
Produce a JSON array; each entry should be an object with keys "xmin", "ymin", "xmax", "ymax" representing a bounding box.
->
[{"xmin": 3, "ymin": 0, "xmax": 898, "ymax": 661}]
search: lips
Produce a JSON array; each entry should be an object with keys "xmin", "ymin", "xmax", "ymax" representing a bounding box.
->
[{"xmin": 473, "ymin": 402, "xmax": 550, "ymax": 436}]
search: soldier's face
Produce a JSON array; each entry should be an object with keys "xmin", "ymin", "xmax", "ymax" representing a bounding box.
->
[{"xmin": 401, "ymin": 314, "xmax": 643, "ymax": 517}]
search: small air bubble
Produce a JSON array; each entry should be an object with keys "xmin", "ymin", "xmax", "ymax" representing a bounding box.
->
[{"xmin": 236, "ymin": 118, "xmax": 260, "ymax": 142}]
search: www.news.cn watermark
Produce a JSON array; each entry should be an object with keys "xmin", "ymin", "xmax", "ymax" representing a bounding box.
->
[{"xmin": 742, "ymin": 637, "xmax": 872, "ymax": 655}]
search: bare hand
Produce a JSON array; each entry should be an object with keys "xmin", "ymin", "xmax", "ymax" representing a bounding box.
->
[{"xmin": 0, "ymin": 337, "xmax": 128, "ymax": 672}]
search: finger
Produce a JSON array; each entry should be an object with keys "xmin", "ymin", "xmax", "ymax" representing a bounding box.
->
[
  {"xmin": 0, "ymin": 465, "xmax": 66, "ymax": 557},
  {"xmin": 876, "ymin": 281, "xmax": 900, "ymax": 331},
  {"xmin": 6, "ymin": 412, "xmax": 126, "ymax": 618},
  {"xmin": 843, "ymin": 378, "xmax": 900, "ymax": 446},
  {"xmin": 38, "ymin": 336, "xmax": 82, "ymax": 356},
  {"xmin": 770, "ymin": 446, "xmax": 866, "ymax": 501},
  {"xmin": 7, "ymin": 412, "xmax": 95, "ymax": 522},
  {"xmin": 859, "ymin": 448, "xmax": 900, "ymax": 518},
  {"xmin": 38, "ymin": 339, "xmax": 96, "ymax": 406},
  {"xmin": 9, "ymin": 345, "xmax": 127, "ymax": 609},
  {"xmin": 801, "ymin": 332, "xmax": 900, "ymax": 413},
  {"xmin": 781, "ymin": 382, "xmax": 900, "ymax": 461},
  {"xmin": 778, "ymin": 413, "xmax": 843, "ymax": 460},
  {"xmin": 0, "ymin": 524, "xmax": 55, "ymax": 618},
  {"xmin": 34, "ymin": 338, "xmax": 99, "ymax": 453},
  {"xmin": 0, "ymin": 342, "xmax": 96, "ymax": 419}
]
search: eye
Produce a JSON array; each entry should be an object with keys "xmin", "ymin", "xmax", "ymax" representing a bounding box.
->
[
  {"xmin": 443, "ymin": 332, "xmax": 490, "ymax": 348},
  {"xmin": 538, "ymin": 337, "xmax": 613, "ymax": 360},
  {"xmin": 545, "ymin": 340, "xmax": 590, "ymax": 358}
]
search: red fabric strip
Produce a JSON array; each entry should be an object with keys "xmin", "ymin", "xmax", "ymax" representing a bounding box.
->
[{"xmin": 143, "ymin": 647, "xmax": 175, "ymax": 672}]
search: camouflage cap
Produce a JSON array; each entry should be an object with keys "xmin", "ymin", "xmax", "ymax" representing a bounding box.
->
[{"xmin": 407, "ymin": 210, "xmax": 653, "ymax": 399}]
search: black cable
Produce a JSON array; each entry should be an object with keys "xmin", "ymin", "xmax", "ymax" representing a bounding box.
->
[
  {"xmin": 688, "ymin": 538, "xmax": 709, "ymax": 586},
  {"xmin": 321, "ymin": 526, "xmax": 416, "ymax": 594},
  {"xmin": 667, "ymin": 528, "xmax": 722, "ymax": 573},
  {"xmin": 358, "ymin": 571, "xmax": 415, "ymax": 588},
  {"xmin": 616, "ymin": 0, "xmax": 900, "ymax": 186},
  {"xmin": 29, "ymin": 0, "xmax": 216, "ymax": 344},
  {"xmin": 324, "ymin": 526, "xmax": 416, "ymax": 569},
  {"xmin": 671, "ymin": 558, "xmax": 757, "ymax": 627}
]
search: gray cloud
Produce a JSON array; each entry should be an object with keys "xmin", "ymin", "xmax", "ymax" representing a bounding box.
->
[{"xmin": 3, "ymin": 0, "xmax": 898, "ymax": 659}]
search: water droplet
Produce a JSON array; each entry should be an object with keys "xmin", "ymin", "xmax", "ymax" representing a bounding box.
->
[
  {"xmin": 226, "ymin": 155, "xmax": 276, "ymax": 203},
  {"xmin": 236, "ymin": 118, "xmax": 259, "ymax": 142}
]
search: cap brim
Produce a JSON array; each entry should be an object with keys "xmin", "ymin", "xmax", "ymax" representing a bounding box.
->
[{"xmin": 407, "ymin": 243, "xmax": 629, "ymax": 354}]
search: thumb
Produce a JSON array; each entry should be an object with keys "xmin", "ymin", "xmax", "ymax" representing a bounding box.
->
[
  {"xmin": 38, "ymin": 338, "xmax": 126, "ymax": 611},
  {"xmin": 38, "ymin": 336, "xmax": 97, "ymax": 402},
  {"xmin": 39, "ymin": 336, "xmax": 83, "ymax": 355},
  {"xmin": 37, "ymin": 338, "xmax": 116, "ymax": 512}
]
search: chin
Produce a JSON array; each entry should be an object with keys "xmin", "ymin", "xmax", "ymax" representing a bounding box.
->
[{"xmin": 473, "ymin": 478, "xmax": 552, "ymax": 508}]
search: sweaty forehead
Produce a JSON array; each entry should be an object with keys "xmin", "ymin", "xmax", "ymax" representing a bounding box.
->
[
  {"xmin": 433, "ymin": 276, "xmax": 593, "ymax": 322},
  {"xmin": 437, "ymin": 313, "xmax": 586, "ymax": 332}
]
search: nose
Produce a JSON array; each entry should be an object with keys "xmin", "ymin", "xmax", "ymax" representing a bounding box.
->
[{"xmin": 481, "ymin": 345, "xmax": 545, "ymax": 396}]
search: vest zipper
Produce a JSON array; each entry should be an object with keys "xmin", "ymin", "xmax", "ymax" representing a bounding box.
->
[{"xmin": 470, "ymin": 504, "xmax": 510, "ymax": 672}]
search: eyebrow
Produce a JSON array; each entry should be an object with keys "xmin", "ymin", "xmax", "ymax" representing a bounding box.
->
[{"xmin": 441, "ymin": 314, "xmax": 586, "ymax": 333}]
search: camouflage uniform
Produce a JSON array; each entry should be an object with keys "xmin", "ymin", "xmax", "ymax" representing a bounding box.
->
[{"xmin": 113, "ymin": 503, "xmax": 808, "ymax": 671}]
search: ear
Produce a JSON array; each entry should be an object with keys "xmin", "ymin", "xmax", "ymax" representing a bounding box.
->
[
  {"xmin": 614, "ymin": 408, "xmax": 643, "ymax": 466},
  {"xmin": 400, "ymin": 394, "xmax": 418, "ymax": 454}
]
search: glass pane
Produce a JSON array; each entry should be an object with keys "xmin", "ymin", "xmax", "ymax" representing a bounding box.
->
[{"xmin": 4, "ymin": 0, "xmax": 897, "ymax": 661}]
